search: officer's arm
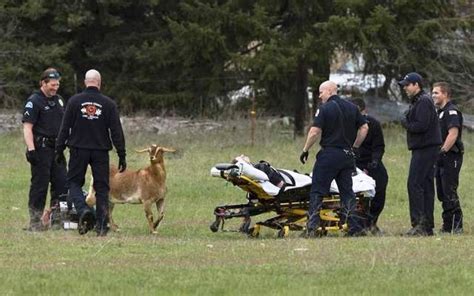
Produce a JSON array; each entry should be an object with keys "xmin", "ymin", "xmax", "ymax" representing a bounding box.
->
[
  {"xmin": 353, "ymin": 123, "xmax": 369, "ymax": 148},
  {"xmin": 303, "ymin": 126, "xmax": 321, "ymax": 152},
  {"xmin": 441, "ymin": 127, "xmax": 459, "ymax": 152},
  {"xmin": 23, "ymin": 123, "xmax": 35, "ymax": 151},
  {"xmin": 109, "ymin": 102, "xmax": 126, "ymax": 158}
]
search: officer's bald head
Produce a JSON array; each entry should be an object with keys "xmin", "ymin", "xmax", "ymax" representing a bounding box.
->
[
  {"xmin": 319, "ymin": 80, "xmax": 338, "ymax": 102},
  {"xmin": 84, "ymin": 69, "xmax": 101, "ymax": 89}
]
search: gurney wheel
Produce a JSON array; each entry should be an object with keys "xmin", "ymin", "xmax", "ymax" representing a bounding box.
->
[
  {"xmin": 248, "ymin": 225, "xmax": 260, "ymax": 238},
  {"xmin": 239, "ymin": 218, "xmax": 251, "ymax": 233},
  {"xmin": 277, "ymin": 226, "xmax": 290, "ymax": 238},
  {"xmin": 210, "ymin": 220, "xmax": 220, "ymax": 233}
]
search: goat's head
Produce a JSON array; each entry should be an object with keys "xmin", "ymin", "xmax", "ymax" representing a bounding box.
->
[{"xmin": 136, "ymin": 144, "xmax": 176, "ymax": 162}]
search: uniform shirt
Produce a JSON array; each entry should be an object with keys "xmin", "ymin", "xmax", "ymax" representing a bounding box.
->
[
  {"xmin": 357, "ymin": 114, "xmax": 385, "ymax": 165},
  {"xmin": 405, "ymin": 90, "xmax": 442, "ymax": 150},
  {"xmin": 22, "ymin": 90, "xmax": 65, "ymax": 138},
  {"xmin": 313, "ymin": 95, "xmax": 366, "ymax": 149},
  {"xmin": 56, "ymin": 87, "xmax": 126, "ymax": 157},
  {"xmin": 438, "ymin": 101, "xmax": 463, "ymax": 153}
]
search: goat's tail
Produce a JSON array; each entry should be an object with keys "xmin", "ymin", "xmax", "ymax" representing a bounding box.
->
[{"xmin": 85, "ymin": 176, "xmax": 97, "ymax": 207}]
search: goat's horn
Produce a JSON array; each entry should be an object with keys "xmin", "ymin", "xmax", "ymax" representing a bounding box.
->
[
  {"xmin": 135, "ymin": 148, "xmax": 151, "ymax": 153},
  {"xmin": 161, "ymin": 147, "xmax": 176, "ymax": 153}
]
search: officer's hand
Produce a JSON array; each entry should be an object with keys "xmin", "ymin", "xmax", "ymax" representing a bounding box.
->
[
  {"xmin": 438, "ymin": 147, "xmax": 447, "ymax": 155},
  {"xmin": 299, "ymin": 151, "xmax": 309, "ymax": 164},
  {"xmin": 352, "ymin": 147, "xmax": 360, "ymax": 160},
  {"xmin": 26, "ymin": 150, "xmax": 38, "ymax": 166},
  {"xmin": 55, "ymin": 150, "xmax": 66, "ymax": 165},
  {"xmin": 118, "ymin": 157, "xmax": 127, "ymax": 173},
  {"xmin": 367, "ymin": 159, "xmax": 379, "ymax": 170}
]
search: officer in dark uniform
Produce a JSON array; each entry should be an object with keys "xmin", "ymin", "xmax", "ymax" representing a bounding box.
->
[
  {"xmin": 432, "ymin": 82, "xmax": 464, "ymax": 234},
  {"xmin": 300, "ymin": 81, "xmax": 368, "ymax": 237},
  {"xmin": 56, "ymin": 69, "xmax": 126, "ymax": 237},
  {"xmin": 22, "ymin": 68, "xmax": 68, "ymax": 231},
  {"xmin": 399, "ymin": 72, "xmax": 441, "ymax": 236},
  {"xmin": 351, "ymin": 98, "xmax": 388, "ymax": 234}
]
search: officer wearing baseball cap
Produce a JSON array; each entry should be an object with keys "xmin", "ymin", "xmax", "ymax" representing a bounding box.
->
[
  {"xmin": 399, "ymin": 72, "xmax": 441, "ymax": 236},
  {"xmin": 22, "ymin": 68, "xmax": 68, "ymax": 231}
]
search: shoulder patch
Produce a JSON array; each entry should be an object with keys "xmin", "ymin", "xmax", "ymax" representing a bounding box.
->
[
  {"xmin": 25, "ymin": 102, "xmax": 33, "ymax": 109},
  {"xmin": 449, "ymin": 110, "xmax": 457, "ymax": 116},
  {"xmin": 315, "ymin": 109, "xmax": 320, "ymax": 117}
]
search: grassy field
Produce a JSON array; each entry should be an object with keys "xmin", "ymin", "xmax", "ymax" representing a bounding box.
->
[{"xmin": 0, "ymin": 120, "xmax": 473, "ymax": 295}]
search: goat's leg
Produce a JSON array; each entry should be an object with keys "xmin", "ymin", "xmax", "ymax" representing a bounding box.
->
[
  {"xmin": 153, "ymin": 199, "xmax": 165, "ymax": 231},
  {"xmin": 108, "ymin": 202, "xmax": 119, "ymax": 231},
  {"xmin": 143, "ymin": 201, "xmax": 156, "ymax": 234},
  {"xmin": 85, "ymin": 178, "xmax": 96, "ymax": 207}
]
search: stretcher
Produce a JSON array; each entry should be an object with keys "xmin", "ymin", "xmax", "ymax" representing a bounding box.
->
[{"xmin": 209, "ymin": 158, "xmax": 376, "ymax": 237}]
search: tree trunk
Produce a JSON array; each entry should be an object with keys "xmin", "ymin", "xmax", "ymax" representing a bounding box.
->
[
  {"xmin": 294, "ymin": 58, "xmax": 308, "ymax": 137},
  {"xmin": 311, "ymin": 53, "xmax": 331, "ymax": 115}
]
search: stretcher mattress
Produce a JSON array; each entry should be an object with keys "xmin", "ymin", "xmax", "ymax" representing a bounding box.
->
[{"xmin": 211, "ymin": 160, "xmax": 376, "ymax": 197}]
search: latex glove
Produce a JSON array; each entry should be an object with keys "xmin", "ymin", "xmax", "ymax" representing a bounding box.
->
[
  {"xmin": 299, "ymin": 151, "xmax": 309, "ymax": 164},
  {"xmin": 352, "ymin": 147, "xmax": 360, "ymax": 160},
  {"xmin": 55, "ymin": 150, "xmax": 66, "ymax": 165},
  {"xmin": 367, "ymin": 159, "xmax": 379, "ymax": 170},
  {"xmin": 26, "ymin": 150, "xmax": 38, "ymax": 166},
  {"xmin": 118, "ymin": 157, "xmax": 127, "ymax": 172}
]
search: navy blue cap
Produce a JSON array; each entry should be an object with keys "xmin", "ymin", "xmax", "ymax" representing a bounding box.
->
[{"xmin": 398, "ymin": 72, "xmax": 423, "ymax": 86}]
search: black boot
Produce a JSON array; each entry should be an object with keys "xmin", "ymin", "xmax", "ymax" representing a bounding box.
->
[
  {"xmin": 24, "ymin": 208, "xmax": 46, "ymax": 232},
  {"xmin": 78, "ymin": 209, "xmax": 96, "ymax": 235}
]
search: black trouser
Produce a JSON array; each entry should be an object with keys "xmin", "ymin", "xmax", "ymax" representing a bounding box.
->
[
  {"xmin": 435, "ymin": 152, "xmax": 463, "ymax": 232},
  {"xmin": 407, "ymin": 146, "xmax": 438, "ymax": 231},
  {"xmin": 28, "ymin": 143, "xmax": 68, "ymax": 224},
  {"xmin": 307, "ymin": 147, "xmax": 362, "ymax": 235},
  {"xmin": 357, "ymin": 161, "xmax": 388, "ymax": 227},
  {"xmin": 67, "ymin": 148, "xmax": 110, "ymax": 233}
]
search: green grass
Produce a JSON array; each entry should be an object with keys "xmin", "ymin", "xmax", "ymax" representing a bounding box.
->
[{"xmin": 1, "ymin": 120, "xmax": 473, "ymax": 295}]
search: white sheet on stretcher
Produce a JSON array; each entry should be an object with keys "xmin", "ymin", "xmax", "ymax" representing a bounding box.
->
[{"xmin": 210, "ymin": 160, "xmax": 376, "ymax": 197}]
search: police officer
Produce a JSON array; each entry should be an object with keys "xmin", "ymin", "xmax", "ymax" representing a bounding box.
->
[
  {"xmin": 22, "ymin": 68, "xmax": 68, "ymax": 231},
  {"xmin": 399, "ymin": 72, "xmax": 441, "ymax": 236},
  {"xmin": 300, "ymin": 81, "xmax": 368, "ymax": 237},
  {"xmin": 56, "ymin": 69, "xmax": 126, "ymax": 237},
  {"xmin": 351, "ymin": 98, "xmax": 388, "ymax": 234},
  {"xmin": 432, "ymin": 82, "xmax": 464, "ymax": 234}
]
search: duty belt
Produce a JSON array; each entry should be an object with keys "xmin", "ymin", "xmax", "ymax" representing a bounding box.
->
[{"xmin": 34, "ymin": 135, "xmax": 56, "ymax": 148}]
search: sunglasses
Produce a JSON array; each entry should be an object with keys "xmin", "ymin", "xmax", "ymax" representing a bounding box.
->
[{"xmin": 41, "ymin": 72, "xmax": 61, "ymax": 81}]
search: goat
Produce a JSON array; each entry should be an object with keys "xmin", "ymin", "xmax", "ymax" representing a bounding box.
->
[{"xmin": 86, "ymin": 145, "xmax": 176, "ymax": 234}]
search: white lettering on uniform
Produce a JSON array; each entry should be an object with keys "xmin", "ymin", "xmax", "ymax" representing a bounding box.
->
[
  {"xmin": 449, "ymin": 110, "xmax": 457, "ymax": 116},
  {"xmin": 315, "ymin": 109, "xmax": 320, "ymax": 117}
]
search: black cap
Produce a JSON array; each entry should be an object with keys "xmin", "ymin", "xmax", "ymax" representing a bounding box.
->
[
  {"xmin": 40, "ymin": 68, "xmax": 61, "ymax": 81},
  {"xmin": 398, "ymin": 72, "xmax": 422, "ymax": 86}
]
